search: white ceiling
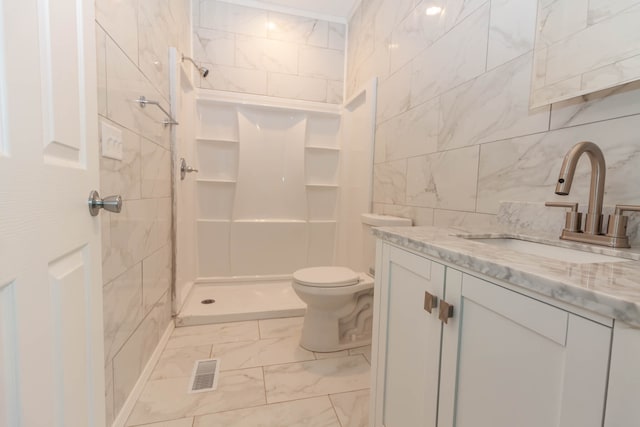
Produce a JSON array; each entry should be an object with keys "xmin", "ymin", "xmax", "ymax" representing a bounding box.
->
[{"xmin": 224, "ymin": 0, "xmax": 361, "ymax": 21}]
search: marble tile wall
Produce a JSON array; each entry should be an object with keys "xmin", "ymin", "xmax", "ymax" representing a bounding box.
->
[
  {"xmin": 95, "ymin": 0, "xmax": 191, "ymax": 424},
  {"xmin": 193, "ymin": 0, "xmax": 346, "ymax": 104},
  {"xmin": 347, "ymin": 0, "xmax": 640, "ymax": 232}
]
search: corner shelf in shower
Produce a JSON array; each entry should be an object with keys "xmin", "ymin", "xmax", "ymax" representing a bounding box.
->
[
  {"xmin": 305, "ymin": 183, "xmax": 339, "ymax": 188},
  {"xmin": 196, "ymin": 178, "xmax": 237, "ymax": 184},
  {"xmin": 196, "ymin": 137, "xmax": 239, "ymax": 144},
  {"xmin": 305, "ymin": 145, "xmax": 340, "ymax": 151}
]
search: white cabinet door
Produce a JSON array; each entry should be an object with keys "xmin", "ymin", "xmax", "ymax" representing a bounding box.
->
[
  {"xmin": 440, "ymin": 273, "xmax": 611, "ymax": 427},
  {"xmin": 371, "ymin": 244, "xmax": 445, "ymax": 427}
]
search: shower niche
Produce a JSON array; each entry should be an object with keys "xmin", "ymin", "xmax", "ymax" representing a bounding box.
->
[{"xmin": 194, "ymin": 96, "xmax": 342, "ymax": 279}]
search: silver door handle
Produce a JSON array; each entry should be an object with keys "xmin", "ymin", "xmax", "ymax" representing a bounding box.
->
[
  {"xmin": 180, "ymin": 158, "xmax": 198, "ymax": 180},
  {"xmin": 88, "ymin": 190, "xmax": 122, "ymax": 216}
]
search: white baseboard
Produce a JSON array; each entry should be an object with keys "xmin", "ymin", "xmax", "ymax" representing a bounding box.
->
[{"xmin": 112, "ymin": 321, "xmax": 174, "ymax": 427}]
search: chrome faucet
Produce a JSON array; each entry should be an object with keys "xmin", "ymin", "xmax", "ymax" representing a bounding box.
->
[{"xmin": 546, "ymin": 141, "xmax": 639, "ymax": 248}]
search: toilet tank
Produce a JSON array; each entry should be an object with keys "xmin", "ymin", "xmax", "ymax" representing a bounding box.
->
[{"xmin": 361, "ymin": 213, "xmax": 412, "ymax": 276}]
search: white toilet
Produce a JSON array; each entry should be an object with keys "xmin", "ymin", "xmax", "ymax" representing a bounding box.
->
[{"xmin": 292, "ymin": 214, "xmax": 412, "ymax": 352}]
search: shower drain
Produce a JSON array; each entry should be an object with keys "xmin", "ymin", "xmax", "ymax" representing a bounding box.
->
[{"xmin": 201, "ymin": 299, "xmax": 215, "ymax": 304}]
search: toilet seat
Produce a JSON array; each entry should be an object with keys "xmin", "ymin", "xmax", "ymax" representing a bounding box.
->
[{"xmin": 293, "ymin": 266, "xmax": 360, "ymax": 288}]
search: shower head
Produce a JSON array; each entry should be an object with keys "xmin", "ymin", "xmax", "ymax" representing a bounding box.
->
[{"xmin": 182, "ymin": 54, "xmax": 209, "ymax": 78}]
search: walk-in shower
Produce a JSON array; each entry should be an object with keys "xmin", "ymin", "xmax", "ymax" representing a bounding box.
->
[{"xmin": 171, "ymin": 50, "xmax": 377, "ymax": 325}]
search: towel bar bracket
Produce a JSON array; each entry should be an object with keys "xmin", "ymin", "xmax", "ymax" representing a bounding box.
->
[{"xmin": 136, "ymin": 96, "xmax": 179, "ymax": 127}]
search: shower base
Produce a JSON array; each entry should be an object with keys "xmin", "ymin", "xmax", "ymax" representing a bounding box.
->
[{"xmin": 176, "ymin": 279, "xmax": 306, "ymax": 327}]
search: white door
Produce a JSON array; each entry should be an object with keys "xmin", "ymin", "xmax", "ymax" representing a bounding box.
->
[{"xmin": 0, "ymin": 1, "xmax": 105, "ymax": 426}]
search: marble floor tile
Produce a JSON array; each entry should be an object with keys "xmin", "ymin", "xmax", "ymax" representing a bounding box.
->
[
  {"xmin": 314, "ymin": 350, "xmax": 349, "ymax": 359},
  {"xmin": 349, "ymin": 345, "xmax": 372, "ymax": 364},
  {"xmin": 193, "ymin": 396, "xmax": 341, "ymax": 427},
  {"xmin": 330, "ymin": 389, "xmax": 370, "ymax": 427},
  {"xmin": 150, "ymin": 345, "xmax": 212, "ymax": 380},
  {"xmin": 211, "ymin": 336, "xmax": 315, "ymax": 370},
  {"xmin": 126, "ymin": 368, "xmax": 266, "ymax": 426},
  {"xmin": 129, "ymin": 418, "xmax": 194, "ymax": 427},
  {"xmin": 259, "ymin": 316, "xmax": 304, "ymax": 339},
  {"xmin": 264, "ymin": 355, "xmax": 370, "ymax": 403},
  {"xmin": 166, "ymin": 321, "xmax": 259, "ymax": 349}
]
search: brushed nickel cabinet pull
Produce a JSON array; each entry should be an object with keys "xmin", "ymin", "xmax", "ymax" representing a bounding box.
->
[
  {"xmin": 439, "ymin": 300, "xmax": 454, "ymax": 324},
  {"xmin": 424, "ymin": 291, "xmax": 438, "ymax": 314}
]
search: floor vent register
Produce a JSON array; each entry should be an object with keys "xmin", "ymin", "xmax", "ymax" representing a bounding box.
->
[{"xmin": 188, "ymin": 359, "xmax": 220, "ymax": 394}]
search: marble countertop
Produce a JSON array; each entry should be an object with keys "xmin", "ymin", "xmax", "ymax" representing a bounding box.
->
[{"xmin": 373, "ymin": 226, "xmax": 640, "ymax": 327}]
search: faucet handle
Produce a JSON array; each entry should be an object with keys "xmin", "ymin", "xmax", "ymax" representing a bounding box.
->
[
  {"xmin": 545, "ymin": 201, "xmax": 582, "ymax": 232},
  {"xmin": 606, "ymin": 205, "xmax": 640, "ymax": 238}
]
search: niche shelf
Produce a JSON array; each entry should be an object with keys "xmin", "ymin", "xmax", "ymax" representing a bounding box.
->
[
  {"xmin": 306, "ymin": 183, "xmax": 339, "ymax": 188},
  {"xmin": 305, "ymin": 145, "xmax": 340, "ymax": 152},
  {"xmin": 197, "ymin": 178, "xmax": 237, "ymax": 184}
]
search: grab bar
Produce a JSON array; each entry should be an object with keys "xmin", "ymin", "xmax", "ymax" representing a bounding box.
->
[{"xmin": 135, "ymin": 96, "xmax": 179, "ymax": 127}]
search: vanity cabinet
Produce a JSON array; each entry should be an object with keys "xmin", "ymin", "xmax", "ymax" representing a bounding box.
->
[{"xmin": 371, "ymin": 242, "xmax": 612, "ymax": 427}]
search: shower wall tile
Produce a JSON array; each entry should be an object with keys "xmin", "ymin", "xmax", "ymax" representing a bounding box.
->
[
  {"xmin": 236, "ymin": 36, "xmax": 298, "ymax": 74},
  {"xmin": 328, "ymin": 23, "xmax": 346, "ymax": 51},
  {"xmin": 486, "ymin": 0, "xmax": 537, "ymax": 70},
  {"xmin": 113, "ymin": 291, "xmax": 171, "ymax": 415},
  {"xmin": 100, "ymin": 119, "xmax": 142, "ymax": 201},
  {"xmin": 95, "ymin": 0, "xmax": 139, "ymax": 64},
  {"xmin": 409, "ymin": 4, "xmax": 489, "ymax": 106},
  {"xmin": 268, "ymin": 73, "xmax": 328, "ymax": 103},
  {"xmin": 142, "ymin": 245, "xmax": 172, "ymax": 315},
  {"xmin": 389, "ymin": 6, "xmax": 447, "ymax": 75},
  {"xmin": 103, "ymin": 264, "xmax": 143, "ymax": 364},
  {"xmin": 199, "ymin": 64, "xmax": 268, "ymax": 95},
  {"xmin": 199, "ymin": 1, "xmax": 267, "ymax": 37},
  {"xmin": 138, "ymin": 0, "xmax": 174, "ymax": 100},
  {"xmin": 406, "ymin": 146, "xmax": 479, "ymax": 211},
  {"xmin": 102, "ymin": 197, "xmax": 171, "ymax": 285},
  {"xmin": 299, "ymin": 46, "xmax": 344, "ymax": 81},
  {"xmin": 376, "ymin": 63, "xmax": 412, "ymax": 124},
  {"xmin": 193, "ymin": 28, "xmax": 236, "ymax": 67},
  {"xmin": 327, "ymin": 80, "xmax": 344, "ymax": 105},
  {"xmin": 141, "ymin": 138, "xmax": 171, "ymax": 198},
  {"xmin": 105, "ymin": 362, "xmax": 115, "ymax": 427},
  {"xmin": 549, "ymin": 80, "xmax": 640, "ymax": 130},
  {"xmin": 372, "ymin": 160, "xmax": 407, "ymax": 204},
  {"xmin": 194, "ymin": 1, "xmax": 345, "ymax": 103},
  {"xmin": 98, "ymin": 1, "xmax": 180, "ymax": 422},
  {"xmin": 105, "ymin": 37, "xmax": 171, "ymax": 149},
  {"xmin": 267, "ymin": 12, "xmax": 328, "ymax": 47},
  {"xmin": 376, "ymin": 98, "xmax": 439, "ymax": 162},
  {"xmin": 437, "ymin": 53, "xmax": 550, "ymax": 151},
  {"xmin": 96, "ymin": 26, "xmax": 107, "ymax": 117}
]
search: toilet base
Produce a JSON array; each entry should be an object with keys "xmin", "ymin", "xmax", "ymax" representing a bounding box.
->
[{"xmin": 298, "ymin": 288, "xmax": 373, "ymax": 352}]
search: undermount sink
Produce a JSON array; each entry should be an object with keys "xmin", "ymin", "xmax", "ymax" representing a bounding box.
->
[{"xmin": 467, "ymin": 237, "xmax": 628, "ymax": 264}]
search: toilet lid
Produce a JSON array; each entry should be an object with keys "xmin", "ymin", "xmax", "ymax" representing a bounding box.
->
[{"xmin": 293, "ymin": 267, "xmax": 360, "ymax": 287}]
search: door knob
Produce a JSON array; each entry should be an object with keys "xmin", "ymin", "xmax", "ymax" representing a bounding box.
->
[
  {"xmin": 180, "ymin": 158, "xmax": 198, "ymax": 180},
  {"xmin": 88, "ymin": 190, "xmax": 122, "ymax": 216}
]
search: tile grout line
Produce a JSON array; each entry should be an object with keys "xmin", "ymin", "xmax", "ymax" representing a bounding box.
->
[{"xmin": 328, "ymin": 393, "xmax": 345, "ymax": 427}]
